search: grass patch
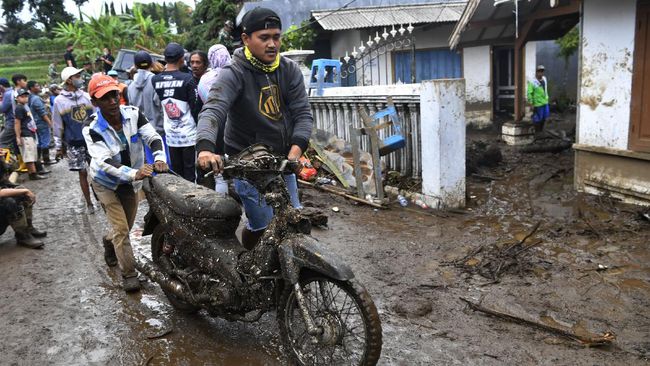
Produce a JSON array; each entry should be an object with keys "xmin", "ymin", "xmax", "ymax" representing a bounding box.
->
[{"xmin": 0, "ymin": 60, "xmax": 51, "ymax": 84}]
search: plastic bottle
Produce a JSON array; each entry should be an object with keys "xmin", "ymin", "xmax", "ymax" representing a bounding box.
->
[
  {"xmin": 316, "ymin": 177, "xmax": 332, "ymax": 185},
  {"xmin": 397, "ymin": 195, "xmax": 408, "ymax": 207},
  {"xmin": 214, "ymin": 174, "xmax": 228, "ymax": 197},
  {"xmin": 414, "ymin": 199, "xmax": 428, "ymax": 209}
]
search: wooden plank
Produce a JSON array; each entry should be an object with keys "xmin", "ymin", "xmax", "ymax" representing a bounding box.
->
[
  {"xmin": 630, "ymin": 1, "xmax": 650, "ymax": 152},
  {"xmin": 298, "ymin": 179, "xmax": 386, "ymax": 209},
  {"xmin": 349, "ymin": 125, "xmax": 366, "ymax": 199},
  {"xmin": 359, "ymin": 106, "xmax": 385, "ymax": 200}
]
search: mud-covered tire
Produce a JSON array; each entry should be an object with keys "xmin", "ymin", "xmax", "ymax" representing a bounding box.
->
[
  {"xmin": 278, "ymin": 274, "xmax": 382, "ymax": 365},
  {"xmin": 151, "ymin": 225, "xmax": 200, "ymax": 314}
]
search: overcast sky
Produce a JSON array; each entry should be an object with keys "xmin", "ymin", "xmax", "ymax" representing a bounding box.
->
[{"xmin": 10, "ymin": 0, "xmax": 196, "ymax": 24}]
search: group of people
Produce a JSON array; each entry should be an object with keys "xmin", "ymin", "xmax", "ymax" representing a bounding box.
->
[{"xmin": 0, "ymin": 7, "xmax": 314, "ymax": 293}]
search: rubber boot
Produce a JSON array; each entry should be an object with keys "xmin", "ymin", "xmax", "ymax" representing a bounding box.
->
[
  {"xmin": 102, "ymin": 236, "xmax": 118, "ymax": 267},
  {"xmin": 241, "ymin": 228, "xmax": 265, "ymax": 250},
  {"xmin": 35, "ymin": 149, "xmax": 51, "ymax": 174},
  {"xmin": 11, "ymin": 212, "xmax": 44, "ymax": 249},
  {"xmin": 25, "ymin": 206, "xmax": 46, "ymax": 238},
  {"xmin": 123, "ymin": 275, "xmax": 141, "ymax": 292},
  {"xmin": 42, "ymin": 147, "xmax": 56, "ymax": 165},
  {"xmin": 17, "ymin": 155, "xmax": 28, "ymax": 173},
  {"xmin": 29, "ymin": 172, "xmax": 48, "ymax": 180}
]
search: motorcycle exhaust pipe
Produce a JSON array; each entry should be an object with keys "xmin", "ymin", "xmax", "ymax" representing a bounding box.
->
[{"xmin": 135, "ymin": 256, "xmax": 191, "ymax": 301}]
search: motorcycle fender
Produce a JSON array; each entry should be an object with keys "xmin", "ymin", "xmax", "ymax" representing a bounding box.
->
[
  {"xmin": 278, "ymin": 235, "xmax": 355, "ymax": 284},
  {"xmin": 142, "ymin": 210, "xmax": 160, "ymax": 236}
]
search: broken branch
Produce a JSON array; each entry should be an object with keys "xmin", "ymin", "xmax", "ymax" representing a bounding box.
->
[{"xmin": 459, "ymin": 297, "xmax": 616, "ymax": 347}]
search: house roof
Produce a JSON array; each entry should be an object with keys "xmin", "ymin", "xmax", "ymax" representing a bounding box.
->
[
  {"xmin": 311, "ymin": 1, "xmax": 468, "ymax": 31},
  {"xmin": 449, "ymin": 0, "xmax": 580, "ymax": 49}
]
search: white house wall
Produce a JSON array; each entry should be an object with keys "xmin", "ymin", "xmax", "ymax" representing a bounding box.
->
[
  {"xmin": 463, "ymin": 45, "xmax": 492, "ymax": 127},
  {"xmin": 578, "ymin": 0, "xmax": 637, "ymax": 149}
]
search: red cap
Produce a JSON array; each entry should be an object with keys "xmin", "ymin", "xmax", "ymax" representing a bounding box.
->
[{"xmin": 88, "ymin": 74, "xmax": 120, "ymax": 99}]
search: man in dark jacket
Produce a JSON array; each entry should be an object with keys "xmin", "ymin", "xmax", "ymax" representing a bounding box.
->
[{"xmin": 196, "ymin": 7, "xmax": 313, "ymax": 250}]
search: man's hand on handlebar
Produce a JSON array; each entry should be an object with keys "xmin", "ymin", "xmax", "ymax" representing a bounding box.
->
[
  {"xmin": 198, "ymin": 151, "xmax": 224, "ymax": 174},
  {"xmin": 135, "ymin": 164, "xmax": 154, "ymax": 180},
  {"xmin": 153, "ymin": 160, "xmax": 169, "ymax": 173}
]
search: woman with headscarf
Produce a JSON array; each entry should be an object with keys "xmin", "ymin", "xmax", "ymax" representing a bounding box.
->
[
  {"xmin": 197, "ymin": 44, "xmax": 232, "ymax": 103},
  {"xmin": 196, "ymin": 44, "xmax": 231, "ymax": 191}
]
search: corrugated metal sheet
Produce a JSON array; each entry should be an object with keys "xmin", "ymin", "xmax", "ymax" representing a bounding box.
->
[
  {"xmin": 312, "ymin": 1, "xmax": 468, "ymax": 30},
  {"xmin": 394, "ymin": 49, "xmax": 462, "ymax": 83}
]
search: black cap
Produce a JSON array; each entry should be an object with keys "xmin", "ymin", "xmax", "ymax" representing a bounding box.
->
[
  {"xmin": 15, "ymin": 88, "xmax": 29, "ymax": 97},
  {"xmin": 134, "ymin": 51, "xmax": 153, "ymax": 69},
  {"xmin": 164, "ymin": 42, "xmax": 185, "ymax": 61},
  {"xmin": 241, "ymin": 7, "xmax": 282, "ymax": 34},
  {"xmin": 0, "ymin": 78, "xmax": 9, "ymax": 88}
]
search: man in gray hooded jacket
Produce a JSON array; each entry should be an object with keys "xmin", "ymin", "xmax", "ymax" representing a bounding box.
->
[
  {"xmin": 127, "ymin": 51, "xmax": 165, "ymax": 164},
  {"xmin": 196, "ymin": 7, "xmax": 313, "ymax": 250}
]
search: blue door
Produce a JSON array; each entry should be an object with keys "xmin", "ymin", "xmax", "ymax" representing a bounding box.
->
[{"xmin": 394, "ymin": 49, "xmax": 462, "ymax": 83}]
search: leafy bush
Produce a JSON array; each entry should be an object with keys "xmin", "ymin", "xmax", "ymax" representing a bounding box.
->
[
  {"xmin": 555, "ymin": 26, "xmax": 579, "ymax": 62},
  {"xmin": 281, "ymin": 21, "xmax": 317, "ymax": 52}
]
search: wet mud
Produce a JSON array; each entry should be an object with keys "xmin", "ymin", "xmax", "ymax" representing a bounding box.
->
[{"xmin": 1, "ymin": 125, "xmax": 649, "ymax": 365}]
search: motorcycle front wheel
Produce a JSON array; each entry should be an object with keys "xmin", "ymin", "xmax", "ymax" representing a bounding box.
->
[{"xmin": 278, "ymin": 274, "xmax": 382, "ymax": 365}]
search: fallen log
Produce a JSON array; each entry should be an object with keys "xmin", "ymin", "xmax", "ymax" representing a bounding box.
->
[{"xmin": 459, "ymin": 297, "xmax": 616, "ymax": 347}]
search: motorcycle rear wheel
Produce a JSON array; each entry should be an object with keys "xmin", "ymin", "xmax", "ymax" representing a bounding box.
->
[
  {"xmin": 278, "ymin": 274, "xmax": 382, "ymax": 365},
  {"xmin": 151, "ymin": 225, "xmax": 200, "ymax": 314}
]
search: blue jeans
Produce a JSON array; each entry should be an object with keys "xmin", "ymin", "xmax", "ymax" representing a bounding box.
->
[
  {"xmin": 234, "ymin": 173, "xmax": 302, "ymax": 231},
  {"xmin": 36, "ymin": 123, "xmax": 51, "ymax": 149}
]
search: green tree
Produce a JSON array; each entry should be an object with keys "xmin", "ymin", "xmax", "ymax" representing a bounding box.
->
[
  {"xmin": 73, "ymin": 0, "xmax": 88, "ymax": 20},
  {"xmin": 28, "ymin": 0, "xmax": 75, "ymax": 33},
  {"xmin": 110, "ymin": 1, "xmax": 116, "ymax": 16},
  {"xmin": 0, "ymin": 19, "xmax": 45, "ymax": 44},
  {"xmin": 104, "ymin": 2, "xmax": 110, "ymax": 15},
  {"xmin": 188, "ymin": 0, "xmax": 239, "ymax": 51},
  {"xmin": 281, "ymin": 21, "xmax": 317, "ymax": 52},
  {"xmin": 555, "ymin": 26, "xmax": 579, "ymax": 62}
]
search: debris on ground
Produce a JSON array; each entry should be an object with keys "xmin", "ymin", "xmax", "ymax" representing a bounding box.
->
[
  {"xmin": 467, "ymin": 141, "xmax": 503, "ymax": 175},
  {"xmin": 446, "ymin": 221, "xmax": 543, "ymax": 281},
  {"xmin": 300, "ymin": 207, "xmax": 328, "ymax": 227},
  {"xmin": 460, "ymin": 297, "xmax": 616, "ymax": 347}
]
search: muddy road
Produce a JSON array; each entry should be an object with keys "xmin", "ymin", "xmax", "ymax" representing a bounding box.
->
[{"xmin": 1, "ymin": 140, "xmax": 649, "ymax": 365}]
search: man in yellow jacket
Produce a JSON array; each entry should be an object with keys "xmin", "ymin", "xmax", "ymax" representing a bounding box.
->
[{"xmin": 527, "ymin": 65, "xmax": 550, "ymax": 132}]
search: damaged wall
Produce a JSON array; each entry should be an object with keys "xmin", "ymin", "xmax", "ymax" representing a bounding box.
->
[
  {"xmin": 463, "ymin": 45, "xmax": 492, "ymax": 128},
  {"xmin": 577, "ymin": 0, "xmax": 636, "ymax": 149}
]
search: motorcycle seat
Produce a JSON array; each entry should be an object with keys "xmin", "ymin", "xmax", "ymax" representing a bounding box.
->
[{"xmin": 149, "ymin": 173, "xmax": 242, "ymax": 220}]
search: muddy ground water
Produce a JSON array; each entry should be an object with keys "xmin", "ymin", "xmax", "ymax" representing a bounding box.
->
[{"xmin": 1, "ymin": 133, "xmax": 649, "ymax": 365}]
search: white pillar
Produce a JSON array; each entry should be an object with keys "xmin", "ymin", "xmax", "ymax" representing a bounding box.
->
[
  {"xmin": 419, "ymin": 79, "xmax": 466, "ymax": 208},
  {"xmin": 463, "ymin": 46, "xmax": 492, "ymax": 128}
]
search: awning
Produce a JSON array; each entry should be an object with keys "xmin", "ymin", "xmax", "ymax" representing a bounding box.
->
[
  {"xmin": 312, "ymin": 1, "xmax": 468, "ymax": 31},
  {"xmin": 449, "ymin": 0, "xmax": 580, "ymax": 49}
]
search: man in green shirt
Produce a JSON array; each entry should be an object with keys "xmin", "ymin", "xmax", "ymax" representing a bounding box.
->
[
  {"xmin": 527, "ymin": 65, "xmax": 550, "ymax": 132},
  {"xmin": 81, "ymin": 62, "xmax": 93, "ymax": 90}
]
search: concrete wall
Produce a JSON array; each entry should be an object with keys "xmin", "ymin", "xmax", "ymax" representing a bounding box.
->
[
  {"xmin": 525, "ymin": 41, "xmax": 537, "ymax": 86},
  {"xmin": 536, "ymin": 40, "xmax": 579, "ymax": 102},
  {"xmin": 463, "ymin": 45, "xmax": 492, "ymax": 127},
  {"xmin": 420, "ymin": 79, "xmax": 466, "ymax": 208},
  {"xmin": 577, "ymin": 0, "xmax": 637, "ymax": 149}
]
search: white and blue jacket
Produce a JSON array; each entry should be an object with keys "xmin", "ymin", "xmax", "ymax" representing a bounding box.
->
[{"xmin": 82, "ymin": 105, "xmax": 166, "ymax": 191}]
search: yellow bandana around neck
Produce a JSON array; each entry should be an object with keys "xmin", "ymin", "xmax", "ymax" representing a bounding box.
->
[{"xmin": 244, "ymin": 46, "xmax": 280, "ymax": 73}]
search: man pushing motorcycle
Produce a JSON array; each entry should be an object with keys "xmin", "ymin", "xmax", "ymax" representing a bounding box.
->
[
  {"xmin": 83, "ymin": 75, "xmax": 169, "ymax": 292},
  {"xmin": 197, "ymin": 7, "xmax": 313, "ymax": 250}
]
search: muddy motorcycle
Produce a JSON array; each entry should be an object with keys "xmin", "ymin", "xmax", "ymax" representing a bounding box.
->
[{"xmin": 137, "ymin": 145, "xmax": 382, "ymax": 365}]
